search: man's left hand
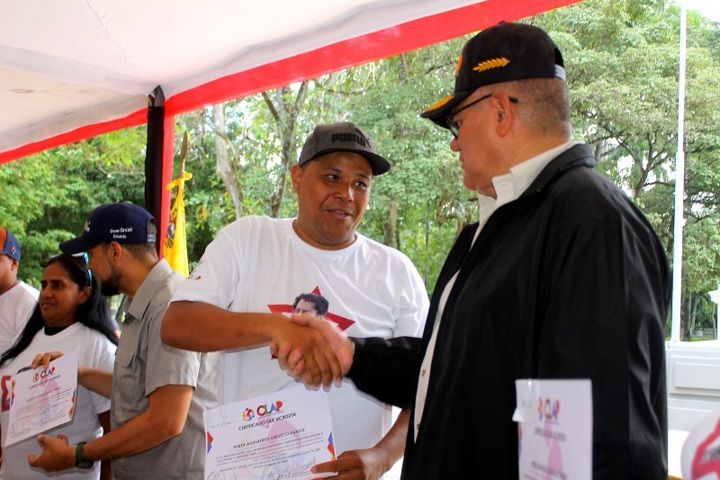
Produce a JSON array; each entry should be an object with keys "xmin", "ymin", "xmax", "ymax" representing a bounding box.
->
[
  {"xmin": 27, "ymin": 434, "xmax": 75, "ymax": 472},
  {"xmin": 310, "ymin": 447, "xmax": 391, "ymax": 480}
]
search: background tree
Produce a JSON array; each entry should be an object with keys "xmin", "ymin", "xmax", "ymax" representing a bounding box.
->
[
  {"xmin": 534, "ymin": 0, "xmax": 720, "ymax": 338},
  {"xmin": 2, "ymin": 0, "xmax": 719, "ymax": 338}
]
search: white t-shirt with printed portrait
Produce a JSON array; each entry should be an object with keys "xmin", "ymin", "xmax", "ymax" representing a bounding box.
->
[{"xmin": 172, "ymin": 215, "xmax": 429, "ymax": 455}]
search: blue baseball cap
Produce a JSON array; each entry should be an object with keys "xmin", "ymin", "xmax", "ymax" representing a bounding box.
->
[
  {"xmin": 0, "ymin": 227, "xmax": 21, "ymax": 262},
  {"xmin": 60, "ymin": 203, "xmax": 157, "ymax": 254}
]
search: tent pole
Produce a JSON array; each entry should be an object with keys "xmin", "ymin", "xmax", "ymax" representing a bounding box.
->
[{"xmin": 144, "ymin": 86, "xmax": 174, "ymax": 257}]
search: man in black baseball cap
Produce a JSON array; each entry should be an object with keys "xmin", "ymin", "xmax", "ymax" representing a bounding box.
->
[
  {"xmin": 276, "ymin": 22, "xmax": 670, "ymax": 480},
  {"xmin": 298, "ymin": 121, "xmax": 391, "ymax": 175},
  {"xmin": 162, "ymin": 121, "xmax": 428, "ymax": 479},
  {"xmin": 421, "ymin": 22, "xmax": 566, "ymax": 128}
]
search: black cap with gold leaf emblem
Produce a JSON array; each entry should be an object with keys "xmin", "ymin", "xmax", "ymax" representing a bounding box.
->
[{"xmin": 421, "ymin": 22, "xmax": 566, "ymax": 128}]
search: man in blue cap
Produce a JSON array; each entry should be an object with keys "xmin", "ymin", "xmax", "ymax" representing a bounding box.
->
[
  {"xmin": 0, "ymin": 227, "xmax": 38, "ymax": 354},
  {"xmin": 28, "ymin": 202, "xmax": 218, "ymax": 479}
]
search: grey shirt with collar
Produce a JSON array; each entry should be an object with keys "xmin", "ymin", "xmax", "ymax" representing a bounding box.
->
[{"xmin": 111, "ymin": 259, "xmax": 218, "ymax": 480}]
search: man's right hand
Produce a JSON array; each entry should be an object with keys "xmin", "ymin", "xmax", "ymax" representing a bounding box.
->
[{"xmin": 272, "ymin": 314, "xmax": 354, "ymax": 388}]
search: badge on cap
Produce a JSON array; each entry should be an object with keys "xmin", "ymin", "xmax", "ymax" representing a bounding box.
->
[{"xmin": 473, "ymin": 57, "xmax": 510, "ymax": 73}]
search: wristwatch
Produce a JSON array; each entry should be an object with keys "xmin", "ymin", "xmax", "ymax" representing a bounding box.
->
[{"xmin": 75, "ymin": 442, "xmax": 94, "ymax": 469}]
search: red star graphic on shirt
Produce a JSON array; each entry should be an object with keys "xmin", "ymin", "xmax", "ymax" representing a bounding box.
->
[
  {"xmin": 692, "ymin": 417, "xmax": 720, "ymax": 478},
  {"xmin": 267, "ymin": 286, "xmax": 355, "ymax": 331}
]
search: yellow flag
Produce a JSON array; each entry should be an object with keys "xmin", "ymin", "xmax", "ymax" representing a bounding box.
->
[{"xmin": 164, "ymin": 171, "xmax": 192, "ymax": 277}]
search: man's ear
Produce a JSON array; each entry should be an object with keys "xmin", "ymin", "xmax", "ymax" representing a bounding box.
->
[
  {"xmin": 78, "ymin": 286, "xmax": 92, "ymax": 305},
  {"xmin": 290, "ymin": 164, "xmax": 304, "ymax": 193},
  {"xmin": 493, "ymin": 94, "xmax": 515, "ymax": 137},
  {"xmin": 10, "ymin": 259, "xmax": 18, "ymax": 272},
  {"xmin": 108, "ymin": 241, "xmax": 124, "ymax": 263}
]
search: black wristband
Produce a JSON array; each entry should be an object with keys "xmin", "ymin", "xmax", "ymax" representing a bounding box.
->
[{"xmin": 75, "ymin": 442, "xmax": 94, "ymax": 469}]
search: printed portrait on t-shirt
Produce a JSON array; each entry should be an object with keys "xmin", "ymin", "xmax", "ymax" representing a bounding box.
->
[
  {"xmin": 292, "ymin": 292, "xmax": 329, "ymax": 318},
  {"xmin": 268, "ymin": 286, "xmax": 354, "ymax": 331}
]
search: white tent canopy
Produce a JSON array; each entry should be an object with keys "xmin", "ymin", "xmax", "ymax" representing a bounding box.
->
[
  {"xmin": 0, "ymin": 0, "xmax": 577, "ymax": 162},
  {"xmin": 1, "ymin": 0, "xmax": 579, "ymax": 242}
]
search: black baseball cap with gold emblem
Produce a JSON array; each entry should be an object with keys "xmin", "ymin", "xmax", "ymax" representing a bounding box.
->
[{"xmin": 421, "ymin": 22, "xmax": 566, "ymax": 128}]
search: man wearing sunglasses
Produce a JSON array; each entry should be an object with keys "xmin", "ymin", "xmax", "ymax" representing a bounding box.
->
[
  {"xmin": 279, "ymin": 22, "xmax": 670, "ymax": 480},
  {"xmin": 28, "ymin": 202, "xmax": 218, "ymax": 479}
]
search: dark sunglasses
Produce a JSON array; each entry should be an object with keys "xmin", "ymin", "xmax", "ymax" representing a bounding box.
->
[{"xmin": 446, "ymin": 94, "xmax": 519, "ymax": 139}]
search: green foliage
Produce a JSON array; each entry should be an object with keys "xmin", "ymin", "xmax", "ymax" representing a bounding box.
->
[
  {"xmin": 0, "ymin": 128, "xmax": 146, "ymax": 283},
  {"xmin": 2, "ymin": 0, "xmax": 720, "ymax": 335},
  {"xmin": 534, "ymin": 0, "xmax": 720, "ymax": 337}
]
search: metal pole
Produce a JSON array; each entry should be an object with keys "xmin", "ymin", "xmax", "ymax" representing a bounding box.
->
[
  {"xmin": 144, "ymin": 86, "xmax": 165, "ymax": 256},
  {"xmin": 670, "ymin": 4, "xmax": 687, "ymax": 343}
]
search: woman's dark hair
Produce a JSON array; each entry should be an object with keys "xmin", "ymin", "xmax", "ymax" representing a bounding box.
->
[{"xmin": 0, "ymin": 254, "xmax": 118, "ymax": 367}]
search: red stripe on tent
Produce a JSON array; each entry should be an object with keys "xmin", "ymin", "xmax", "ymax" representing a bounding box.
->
[
  {"xmin": 0, "ymin": 0, "xmax": 579, "ymax": 163},
  {"xmin": 0, "ymin": 108, "xmax": 147, "ymax": 165},
  {"xmin": 166, "ymin": 0, "xmax": 579, "ymax": 115}
]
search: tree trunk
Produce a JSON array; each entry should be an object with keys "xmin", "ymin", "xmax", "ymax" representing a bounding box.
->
[
  {"xmin": 213, "ymin": 104, "xmax": 243, "ymax": 219},
  {"xmin": 263, "ymin": 82, "xmax": 309, "ymax": 217},
  {"xmin": 384, "ymin": 200, "xmax": 398, "ymax": 248},
  {"xmin": 682, "ymin": 292, "xmax": 697, "ymax": 340}
]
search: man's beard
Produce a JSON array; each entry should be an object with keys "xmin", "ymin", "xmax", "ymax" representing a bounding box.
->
[{"xmin": 100, "ymin": 265, "xmax": 122, "ymax": 296}]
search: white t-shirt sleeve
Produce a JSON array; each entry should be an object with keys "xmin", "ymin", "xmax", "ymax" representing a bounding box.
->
[
  {"xmin": 12, "ymin": 284, "xmax": 37, "ymax": 339},
  {"xmin": 392, "ymin": 256, "xmax": 430, "ymax": 338},
  {"xmin": 171, "ymin": 227, "xmax": 242, "ymax": 308}
]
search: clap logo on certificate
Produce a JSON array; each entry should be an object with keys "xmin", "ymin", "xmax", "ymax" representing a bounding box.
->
[{"xmin": 513, "ymin": 379, "xmax": 592, "ymax": 480}]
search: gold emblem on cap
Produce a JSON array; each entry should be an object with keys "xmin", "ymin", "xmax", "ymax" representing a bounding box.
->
[
  {"xmin": 454, "ymin": 54, "xmax": 463, "ymax": 77},
  {"xmin": 424, "ymin": 94, "xmax": 455, "ymax": 112},
  {"xmin": 473, "ymin": 57, "xmax": 510, "ymax": 73}
]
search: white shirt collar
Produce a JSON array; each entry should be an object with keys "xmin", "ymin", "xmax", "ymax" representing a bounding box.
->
[{"xmin": 475, "ymin": 141, "xmax": 579, "ymax": 233}]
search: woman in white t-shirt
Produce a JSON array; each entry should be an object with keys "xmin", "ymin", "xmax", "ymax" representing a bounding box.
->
[{"xmin": 0, "ymin": 254, "xmax": 117, "ymax": 480}]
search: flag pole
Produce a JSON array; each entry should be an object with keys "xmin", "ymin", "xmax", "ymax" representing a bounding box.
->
[{"xmin": 670, "ymin": 2, "xmax": 687, "ymax": 343}]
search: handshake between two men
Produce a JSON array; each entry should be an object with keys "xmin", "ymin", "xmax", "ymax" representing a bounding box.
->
[{"xmin": 271, "ymin": 313, "xmax": 355, "ymax": 390}]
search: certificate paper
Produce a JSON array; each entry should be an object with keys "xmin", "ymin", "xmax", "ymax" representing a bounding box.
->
[
  {"xmin": 513, "ymin": 379, "xmax": 592, "ymax": 480},
  {"xmin": 5, "ymin": 350, "xmax": 78, "ymax": 447},
  {"xmin": 204, "ymin": 385, "xmax": 336, "ymax": 480}
]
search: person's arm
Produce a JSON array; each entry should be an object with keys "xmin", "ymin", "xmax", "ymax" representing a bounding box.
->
[
  {"xmin": 536, "ymin": 215, "xmax": 669, "ymax": 476},
  {"xmin": 28, "ymin": 384, "xmax": 193, "ymax": 472},
  {"xmin": 97, "ymin": 411, "xmax": 112, "ymax": 480},
  {"xmin": 311, "ymin": 409, "xmax": 410, "ymax": 480},
  {"xmin": 162, "ymin": 301, "xmax": 342, "ymax": 387},
  {"xmin": 78, "ymin": 367, "xmax": 113, "ymax": 398}
]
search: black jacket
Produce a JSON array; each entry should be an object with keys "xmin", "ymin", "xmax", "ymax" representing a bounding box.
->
[{"xmin": 347, "ymin": 144, "xmax": 669, "ymax": 479}]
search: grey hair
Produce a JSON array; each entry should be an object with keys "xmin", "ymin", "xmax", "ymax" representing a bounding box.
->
[{"xmin": 503, "ymin": 78, "xmax": 571, "ymax": 138}]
